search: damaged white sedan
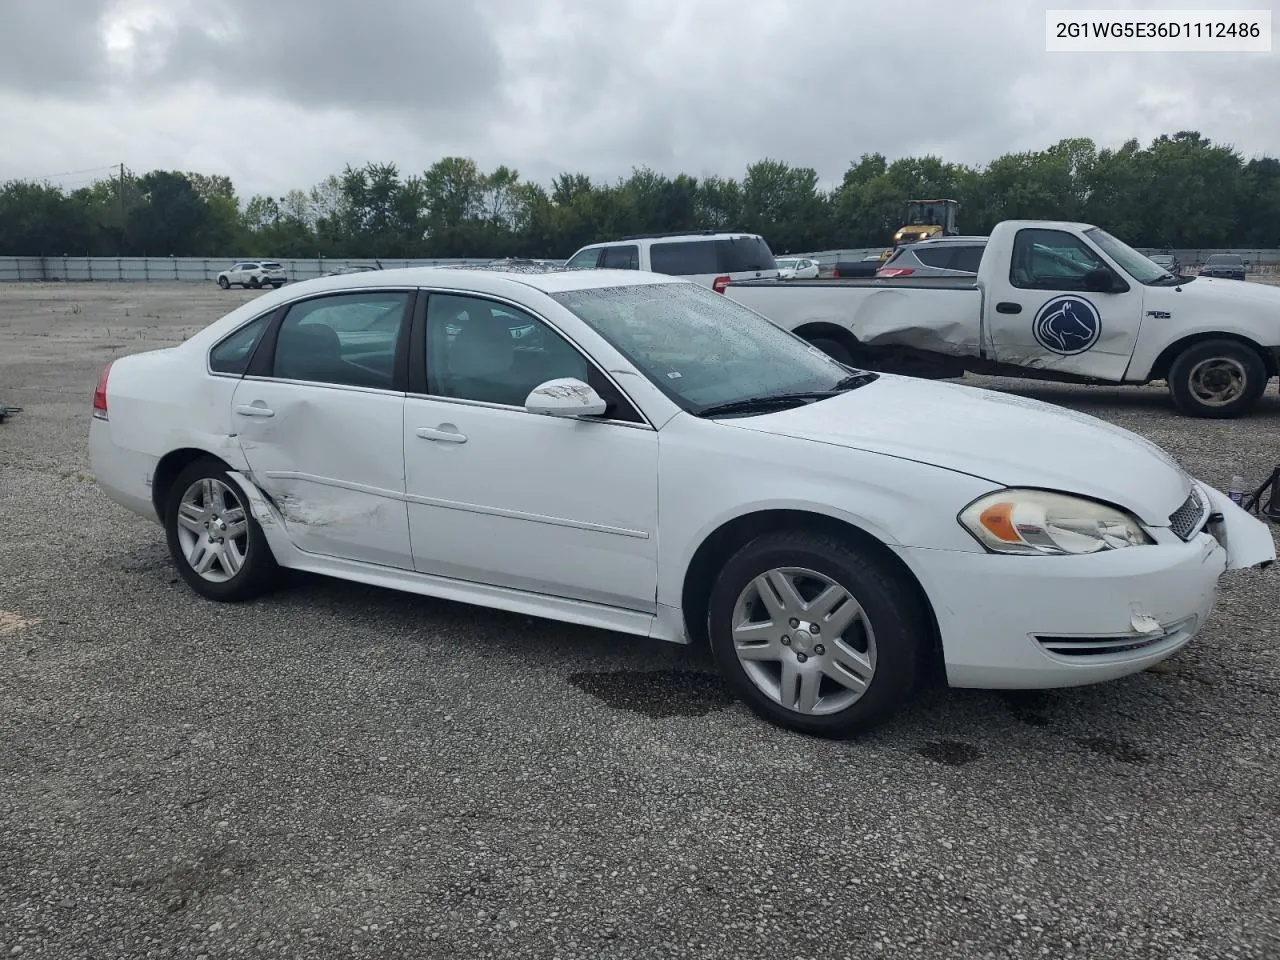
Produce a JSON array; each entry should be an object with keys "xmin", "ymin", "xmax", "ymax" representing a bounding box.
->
[{"xmin": 89, "ymin": 267, "xmax": 1276, "ymax": 737}]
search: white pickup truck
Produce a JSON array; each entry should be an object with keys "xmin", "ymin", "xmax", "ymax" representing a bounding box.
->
[{"xmin": 723, "ymin": 219, "xmax": 1280, "ymax": 418}]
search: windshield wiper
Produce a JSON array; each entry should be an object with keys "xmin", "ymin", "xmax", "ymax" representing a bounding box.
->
[
  {"xmin": 696, "ymin": 375, "xmax": 878, "ymax": 418},
  {"xmin": 833, "ymin": 371, "xmax": 879, "ymax": 389},
  {"xmin": 696, "ymin": 393, "xmax": 831, "ymax": 417}
]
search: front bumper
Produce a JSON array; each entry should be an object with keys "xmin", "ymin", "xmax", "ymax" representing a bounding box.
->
[{"xmin": 898, "ymin": 481, "xmax": 1275, "ymax": 690}]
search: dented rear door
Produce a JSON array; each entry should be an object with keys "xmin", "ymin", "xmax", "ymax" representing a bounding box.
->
[{"xmin": 230, "ymin": 288, "xmax": 415, "ymax": 569}]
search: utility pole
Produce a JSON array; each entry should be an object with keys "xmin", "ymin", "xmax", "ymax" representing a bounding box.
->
[{"xmin": 118, "ymin": 163, "xmax": 126, "ymax": 255}]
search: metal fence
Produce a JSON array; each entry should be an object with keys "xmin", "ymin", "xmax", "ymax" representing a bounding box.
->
[
  {"xmin": 0, "ymin": 256, "xmax": 492, "ymax": 283},
  {"xmin": 2, "ymin": 247, "xmax": 1279, "ymax": 283}
]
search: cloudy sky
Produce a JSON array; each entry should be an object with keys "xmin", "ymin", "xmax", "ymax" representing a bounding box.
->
[{"xmin": 1, "ymin": 0, "xmax": 1277, "ymax": 200}]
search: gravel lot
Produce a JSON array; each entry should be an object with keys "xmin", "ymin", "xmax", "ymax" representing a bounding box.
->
[{"xmin": 2, "ymin": 282, "xmax": 1278, "ymax": 960}]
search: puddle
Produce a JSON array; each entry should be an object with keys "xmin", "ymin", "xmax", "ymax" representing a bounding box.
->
[
  {"xmin": 1076, "ymin": 736, "xmax": 1150, "ymax": 765},
  {"xmin": 915, "ymin": 740, "xmax": 982, "ymax": 766},
  {"xmin": 567, "ymin": 669, "xmax": 735, "ymax": 718}
]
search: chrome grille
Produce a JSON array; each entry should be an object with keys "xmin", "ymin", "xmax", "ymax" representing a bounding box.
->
[{"xmin": 1168, "ymin": 487, "xmax": 1206, "ymax": 541}]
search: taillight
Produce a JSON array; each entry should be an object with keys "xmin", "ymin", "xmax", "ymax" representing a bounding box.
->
[
  {"xmin": 831, "ymin": 267, "xmax": 841, "ymax": 278},
  {"xmin": 712, "ymin": 275, "xmax": 731, "ymax": 294},
  {"xmin": 877, "ymin": 267, "xmax": 915, "ymax": 278},
  {"xmin": 92, "ymin": 362, "xmax": 112, "ymax": 420}
]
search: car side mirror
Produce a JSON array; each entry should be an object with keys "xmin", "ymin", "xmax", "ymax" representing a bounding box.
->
[
  {"xmin": 525, "ymin": 378, "xmax": 608, "ymax": 418},
  {"xmin": 1083, "ymin": 267, "xmax": 1116, "ymax": 293}
]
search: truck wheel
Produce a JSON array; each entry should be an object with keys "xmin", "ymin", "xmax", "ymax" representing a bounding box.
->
[
  {"xmin": 1167, "ymin": 339, "xmax": 1268, "ymax": 418},
  {"xmin": 706, "ymin": 529, "xmax": 926, "ymax": 738},
  {"xmin": 808, "ymin": 337, "xmax": 854, "ymax": 366}
]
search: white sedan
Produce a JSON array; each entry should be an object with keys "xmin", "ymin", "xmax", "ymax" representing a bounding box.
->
[
  {"xmin": 88, "ymin": 268, "xmax": 1275, "ymax": 737},
  {"xmin": 775, "ymin": 257, "xmax": 820, "ymax": 280}
]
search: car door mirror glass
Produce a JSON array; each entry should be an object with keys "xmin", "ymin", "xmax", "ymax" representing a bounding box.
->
[
  {"xmin": 525, "ymin": 378, "xmax": 607, "ymax": 418},
  {"xmin": 1083, "ymin": 267, "xmax": 1115, "ymax": 293}
]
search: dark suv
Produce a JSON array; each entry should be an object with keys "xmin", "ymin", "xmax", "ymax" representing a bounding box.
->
[{"xmin": 1199, "ymin": 253, "xmax": 1247, "ymax": 280}]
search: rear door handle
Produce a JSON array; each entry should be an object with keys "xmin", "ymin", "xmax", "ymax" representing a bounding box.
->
[
  {"xmin": 995, "ymin": 301, "xmax": 1022, "ymax": 314},
  {"xmin": 416, "ymin": 426, "xmax": 467, "ymax": 444},
  {"xmin": 234, "ymin": 404, "xmax": 275, "ymax": 418}
]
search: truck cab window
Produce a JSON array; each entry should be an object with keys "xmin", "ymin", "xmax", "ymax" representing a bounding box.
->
[{"xmin": 1010, "ymin": 229, "xmax": 1106, "ymax": 291}]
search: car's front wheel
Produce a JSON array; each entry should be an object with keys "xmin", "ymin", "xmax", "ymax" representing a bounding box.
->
[
  {"xmin": 707, "ymin": 530, "xmax": 926, "ymax": 738},
  {"xmin": 164, "ymin": 459, "xmax": 279, "ymax": 602},
  {"xmin": 217, "ymin": 276, "xmax": 230, "ymax": 289},
  {"xmin": 1167, "ymin": 339, "xmax": 1269, "ymax": 418}
]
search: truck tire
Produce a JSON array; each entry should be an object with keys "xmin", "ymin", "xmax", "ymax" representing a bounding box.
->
[
  {"xmin": 808, "ymin": 337, "xmax": 854, "ymax": 366},
  {"xmin": 1167, "ymin": 339, "xmax": 1269, "ymax": 419}
]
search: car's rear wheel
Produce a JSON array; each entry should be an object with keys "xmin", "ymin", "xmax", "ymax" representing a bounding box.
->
[
  {"xmin": 217, "ymin": 276, "xmax": 230, "ymax": 289},
  {"xmin": 707, "ymin": 530, "xmax": 926, "ymax": 738},
  {"xmin": 249, "ymin": 277, "xmax": 261, "ymax": 289},
  {"xmin": 165, "ymin": 459, "xmax": 279, "ymax": 602},
  {"xmin": 1167, "ymin": 339, "xmax": 1268, "ymax": 418}
]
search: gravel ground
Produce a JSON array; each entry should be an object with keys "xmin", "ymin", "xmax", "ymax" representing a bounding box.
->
[{"xmin": 1, "ymin": 282, "xmax": 1278, "ymax": 960}]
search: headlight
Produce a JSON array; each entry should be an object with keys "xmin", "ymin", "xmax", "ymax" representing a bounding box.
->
[{"xmin": 958, "ymin": 489, "xmax": 1154, "ymax": 556}]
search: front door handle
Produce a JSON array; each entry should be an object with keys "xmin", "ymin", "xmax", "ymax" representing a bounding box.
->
[
  {"xmin": 416, "ymin": 426, "xmax": 468, "ymax": 444},
  {"xmin": 995, "ymin": 301, "xmax": 1023, "ymax": 314},
  {"xmin": 234, "ymin": 403, "xmax": 275, "ymax": 418}
]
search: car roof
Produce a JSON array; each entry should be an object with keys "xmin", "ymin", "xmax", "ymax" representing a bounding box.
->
[
  {"xmin": 275, "ymin": 265, "xmax": 685, "ymax": 296},
  {"xmin": 580, "ymin": 232, "xmax": 762, "ymax": 249}
]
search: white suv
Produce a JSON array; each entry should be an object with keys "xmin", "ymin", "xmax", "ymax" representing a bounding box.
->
[
  {"xmin": 564, "ymin": 231, "xmax": 779, "ymax": 291},
  {"xmin": 216, "ymin": 261, "xmax": 287, "ymax": 290}
]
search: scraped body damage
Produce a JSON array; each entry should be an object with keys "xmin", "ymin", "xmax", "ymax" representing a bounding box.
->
[
  {"xmin": 228, "ymin": 380, "xmax": 412, "ymax": 569},
  {"xmin": 850, "ymin": 287, "xmax": 982, "ymax": 358}
]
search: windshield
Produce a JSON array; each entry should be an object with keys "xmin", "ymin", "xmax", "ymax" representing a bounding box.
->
[
  {"xmin": 1205, "ymin": 254, "xmax": 1243, "ymax": 266},
  {"xmin": 1084, "ymin": 228, "xmax": 1173, "ymax": 284},
  {"xmin": 550, "ymin": 282, "xmax": 857, "ymax": 414}
]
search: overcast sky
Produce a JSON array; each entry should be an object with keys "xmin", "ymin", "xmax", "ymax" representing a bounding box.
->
[{"xmin": 1, "ymin": 0, "xmax": 1277, "ymax": 200}]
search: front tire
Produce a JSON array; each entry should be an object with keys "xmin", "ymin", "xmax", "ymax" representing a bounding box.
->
[
  {"xmin": 1167, "ymin": 339, "xmax": 1268, "ymax": 418},
  {"xmin": 707, "ymin": 530, "xmax": 926, "ymax": 738},
  {"xmin": 164, "ymin": 459, "xmax": 279, "ymax": 602},
  {"xmin": 217, "ymin": 276, "xmax": 230, "ymax": 289}
]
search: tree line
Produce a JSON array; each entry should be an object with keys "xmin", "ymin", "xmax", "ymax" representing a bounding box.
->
[{"xmin": 2, "ymin": 131, "xmax": 1278, "ymax": 260}]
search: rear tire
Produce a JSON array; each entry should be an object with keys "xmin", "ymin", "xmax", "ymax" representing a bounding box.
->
[
  {"xmin": 249, "ymin": 277, "xmax": 261, "ymax": 289},
  {"xmin": 808, "ymin": 337, "xmax": 854, "ymax": 366},
  {"xmin": 1167, "ymin": 339, "xmax": 1268, "ymax": 418},
  {"xmin": 706, "ymin": 529, "xmax": 926, "ymax": 738},
  {"xmin": 164, "ymin": 459, "xmax": 279, "ymax": 602}
]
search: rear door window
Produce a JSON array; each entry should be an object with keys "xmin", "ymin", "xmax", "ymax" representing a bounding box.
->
[
  {"xmin": 599, "ymin": 245, "xmax": 639, "ymax": 270},
  {"xmin": 949, "ymin": 245, "xmax": 985, "ymax": 273},
  {"xmin": 914, "ymin": 247, "xmax": 954, "ymax": 269}
]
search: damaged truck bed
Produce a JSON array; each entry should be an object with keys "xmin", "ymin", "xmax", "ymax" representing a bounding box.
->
[{"xmin": 724, "ymin": 218, "xmax": 1280, "ymax": 419}]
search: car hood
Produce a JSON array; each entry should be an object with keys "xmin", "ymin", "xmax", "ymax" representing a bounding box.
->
[
  {"xmin": 723, "ymin": 376, "xmax": 1192, "ymax": 525},
  {"xmin": 1177, "ymin": 275, "xmax": 1280, "ymax": 304}
]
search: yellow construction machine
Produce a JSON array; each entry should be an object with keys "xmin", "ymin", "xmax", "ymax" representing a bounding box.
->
[{"xmin": 879, "ymin": 199, "xmax": 960, "ymax": 261}]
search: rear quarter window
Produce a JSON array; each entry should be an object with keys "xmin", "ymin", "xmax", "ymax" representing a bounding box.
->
[
  {"xmin": 649, "ymin": 241, "xmax": 720, "ymax": 275},
  {"xmin": 209, "ymin": 312, "xmax": 273, "ymax": 375},
  {"xmin": 715, "ymin": 236, "xmax": 777, "ymax": 273}
]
